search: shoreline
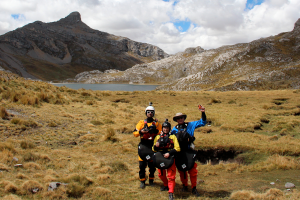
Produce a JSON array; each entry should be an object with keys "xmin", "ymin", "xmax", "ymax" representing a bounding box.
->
[{"xmin": 50, "ymin": 82, "xmax": 161, "ymax": 86}]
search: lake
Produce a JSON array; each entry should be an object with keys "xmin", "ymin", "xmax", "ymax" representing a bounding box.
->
[{"xmin": 52, "ymin": 83, "xmax": 159, "ymax": 91}]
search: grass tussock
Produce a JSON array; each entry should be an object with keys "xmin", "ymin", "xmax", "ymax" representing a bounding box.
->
[
  {"xmin": 78, "ymin": 134, "xmax": 97, "ymax": 142},
  {"xmin": 230, "ymin": 188, "xmax": 284, "ymax": 200},
  {"xmin": 62, "ymin": 174, "xmax": 93, "ymax": 186},
  {"xmin": 11, "ymin": 118, "xmax": 39, "ymax": 128},
  {"xmin": 104, "ymin": 128, "xmax": 118, "ymax": 142},
  {"xmin": 1, "ymin": 194, "xmax": 22, "ymax": 200},
  {"xmin": 20, "ymin": 140, "xmax": 36, "ymax": 149},
  {"xmin": 0, "ymin": 163, "xmax": 11, "ymax": 171},
  {"xmin": 0, "ymin": 106, "xmax": 9, "ymax": 119},
  {"xmin": 20, "ymin": 180, "xmax": 43, "ymax": 195},
  {"xmin": 110, "ymin": 161, "xmax": 129, "ymax": 172},
  {"xmin": 23, "ymin": 162, "xmax": 41, "ymax": 170},
  {"xmin": 209, "ymin": 98, "xmax": 222, "ymax": 104},
  {"xmin": 4, "ymin": 182, "xmax": 19, "ymax": 194},
  {"xmin": 0, "ymin": 142, "xmax": 16, "ymax": 153},
  {"xmin": 90, "ymin": 120, "xmax": 103, "ymax": 125},
  {"xmin": 66, "ymin": 182, "xmax": 85, "ymax": 198},
  {"xmin": 43, "ymin": 187, "xmax": 67, "ymax": 200},
  {"xmin": 92, "ymin": 187, "xmax": 112, "ymax": 198},
  {"xmin": 16, "ymin": 173, "xmax": 29, "ymax": 179},
  {"xmin": 97, "ymin": 174, "xmax": 111, "ymax": 184},
  {"xmin": 22, "ymin": 152, "xmax": 51, "ymax": 163}
]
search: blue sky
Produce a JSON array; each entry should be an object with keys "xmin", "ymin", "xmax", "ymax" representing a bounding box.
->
[
  {"xmin": 11, "ymin": 14, "xmax": 25, "ymax": 20},
  {"xmin": 1, "ymin": 0, "xmax": 299, "ymax": 54},
  {"xmin": 246, "ymin": 0, "xmax": 264, "ymax": 10}
]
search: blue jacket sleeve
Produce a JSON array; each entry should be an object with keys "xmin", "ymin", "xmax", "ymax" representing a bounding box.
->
[{"xmin": 187, "ymin": 118, "xmax": 206, "ymax": 137}]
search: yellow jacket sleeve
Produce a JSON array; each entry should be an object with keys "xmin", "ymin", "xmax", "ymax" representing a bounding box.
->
[
  {"xmin": 152, "ymin": 135, "xmax": 160, "ymax": 152},
  {"xmin": 133, "ymin": 120, "xmax": 144, "ymax": 137},
  {"xmin": 170, "ymin": 135, "xmax": 181, "ymax": 152}
]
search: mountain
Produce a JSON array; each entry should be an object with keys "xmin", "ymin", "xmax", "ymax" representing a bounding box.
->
[
  {"xmin": 0, "ymin": 12, "xmax": 168, "ymax": 81},
  {"xmin": 74, "ymin": 19, "xmax": 300, "ymax": 91}
]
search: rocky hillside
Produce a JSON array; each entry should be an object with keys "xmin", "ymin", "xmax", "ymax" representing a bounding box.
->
[
  {"xmin": 74, "ymin": 19, "xmax": 300, "ymax": 91},
  {"xmin": 0, "ymin": 12, "xmax": 168, "ymax": 81}
]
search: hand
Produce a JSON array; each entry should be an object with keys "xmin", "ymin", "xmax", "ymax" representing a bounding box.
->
[
  {"xmin": 155, "ymin": 142, "xmax": 160, "ymax": 147},
  {"xmin": 199, "ymin": 105, "xmax": 205, "ymax": 112},
  {"xmin": 163, "ymin": 153, "xmax": 170, "ymax": 158},
  {"xmin": 140, "ymin": 129, "xmax": 148, "ymax": 134}
]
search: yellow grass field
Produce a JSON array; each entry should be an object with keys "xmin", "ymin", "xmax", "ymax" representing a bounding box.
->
[{"xmin": 1, "ymin": 71, "xmax": 300, "ymax": 199}]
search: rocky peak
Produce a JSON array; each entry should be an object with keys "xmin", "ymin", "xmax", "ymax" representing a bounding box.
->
[
  {"xmin": 57, "ymin": 11, "xmax": 82, "ymax": 25},
  {"xmin": 184, "ymin": 46, "xmax": 205, "ymax": 54}
]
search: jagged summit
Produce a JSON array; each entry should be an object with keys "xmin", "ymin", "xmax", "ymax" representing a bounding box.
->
[{"xmin": 58, "ymin": 11, "xmax": 82, "ymax": 25}]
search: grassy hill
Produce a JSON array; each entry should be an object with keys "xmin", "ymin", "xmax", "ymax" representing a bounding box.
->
[{"xmin": 1, "ymin": 71, "xmax": 300, "ymax": 199}]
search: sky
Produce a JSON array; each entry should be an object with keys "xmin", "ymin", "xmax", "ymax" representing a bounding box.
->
[{"xmin": 0, "ymin": 0, "xmax": 300, "ymax": 54}]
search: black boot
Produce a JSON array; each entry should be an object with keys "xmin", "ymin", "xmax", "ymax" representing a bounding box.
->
[
  {"xmin": 149, "ymin": 179, "xmax": 154, "ymax": 186},
  {"xmin": 161, "ymin": 186, "xmax": 169, "ymax": 191},
  {"xmin": 169, "ymin": 193, "xmax": 174, "ymax": 200},
  {"xmin": 192, "ymin": 187, "xmax": 200, "ymax": 197},
  {"xmin": 181, "ymin": 185, "xmax": 188, "ymax": 192},
  {"xmin": 140, "ymin": 181, "xmax": 145, "ymax": 189}
]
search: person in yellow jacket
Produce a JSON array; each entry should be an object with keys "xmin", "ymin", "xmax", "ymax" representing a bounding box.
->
[
  {"xmin": 133, "ymin": 102, "xmax": 162, "ymax": 189},
  {"xmin": 152, "ymin": 119, "xmax": 180, "ymax": 200}
]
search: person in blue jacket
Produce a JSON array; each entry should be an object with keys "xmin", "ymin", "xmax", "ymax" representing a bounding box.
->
[{"xmin": 171, "ymin": 105, "xmax": 206, "ymax": 196}]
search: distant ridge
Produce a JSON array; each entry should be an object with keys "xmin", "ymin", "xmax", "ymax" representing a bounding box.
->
[
  {"xmin": 73, "ymin": 18, "xmax": 300, "ymax": 91},
  {"xmin": 0, "ymin": 12, "xmax": 168, "ymax": 81}
]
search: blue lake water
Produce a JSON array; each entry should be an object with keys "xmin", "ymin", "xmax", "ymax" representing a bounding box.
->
[{"xmin": 52, "ymin": 83, "xmax": 158, "ymax": 91}]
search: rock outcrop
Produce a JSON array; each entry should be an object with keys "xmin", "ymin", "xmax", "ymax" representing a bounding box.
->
[
  {"xmin": 74, "ymin": 18, "xmax": 300, "ymax": 91},
  {"xmin": 0, "ymin": 12, "xmax": 168, "ymax": 81}
]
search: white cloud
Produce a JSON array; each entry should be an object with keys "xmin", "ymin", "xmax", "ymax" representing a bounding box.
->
[{"xmin": 0, "ymin": 0, "xmax": 299, "ymax": 54}]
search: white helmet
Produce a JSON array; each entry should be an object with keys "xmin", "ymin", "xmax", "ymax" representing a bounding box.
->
[{"xmin": 145, "ymin": 102, "xmax": 155, "ymax": 116}]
